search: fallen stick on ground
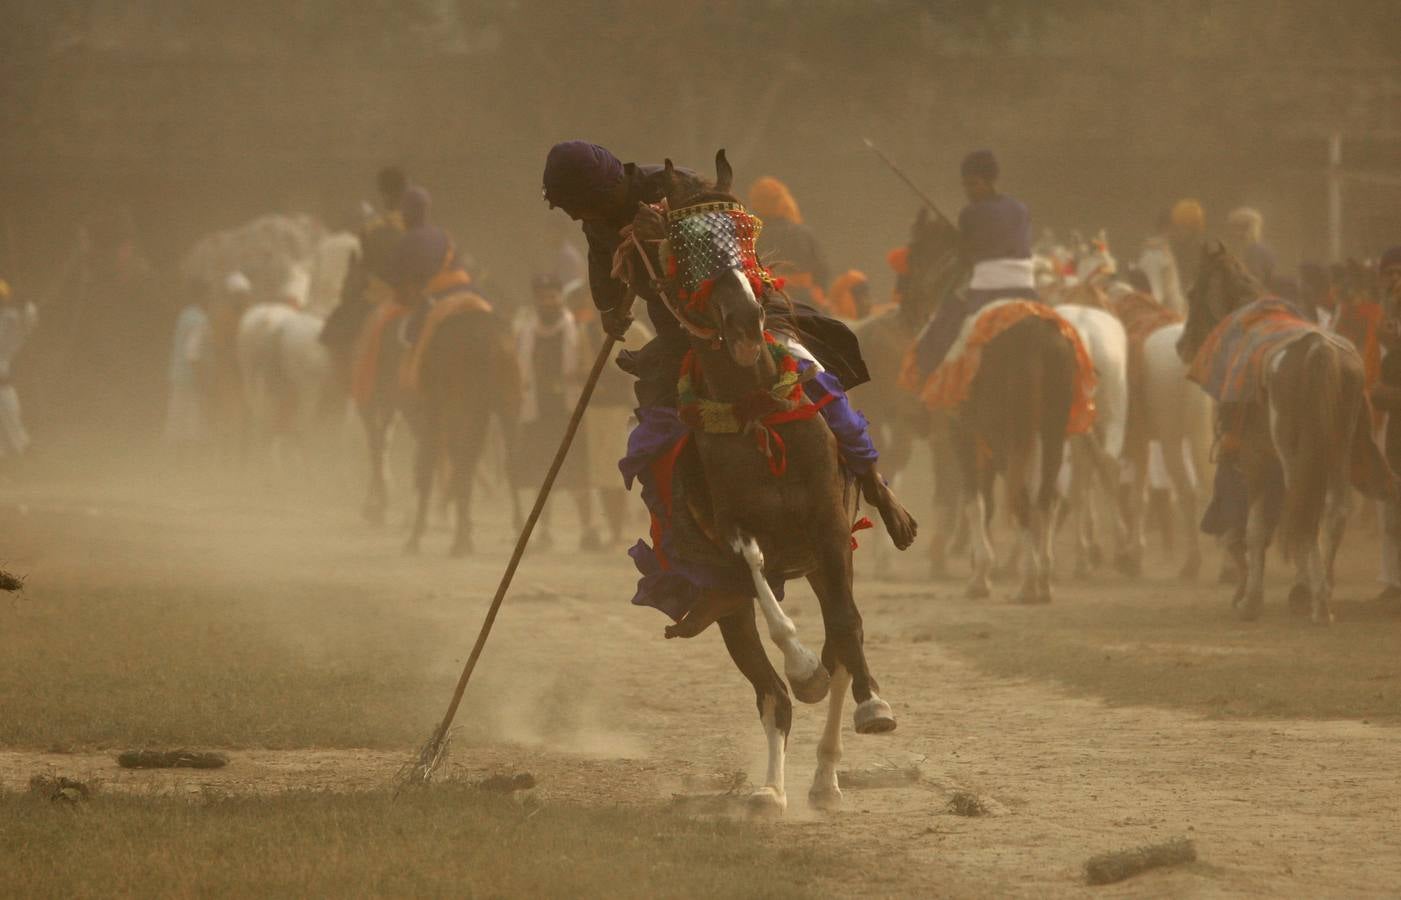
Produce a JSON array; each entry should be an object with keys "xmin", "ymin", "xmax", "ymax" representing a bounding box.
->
[
  {"xmin": 1084, "ymin": 836, "xmax": 1197, "ymax": 885},
  {"xmin": 117, "ymin": 750, "xmax": 230, "ymax": 769}
]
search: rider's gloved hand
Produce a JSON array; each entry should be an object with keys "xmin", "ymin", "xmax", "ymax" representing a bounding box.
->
[{"xmin": 601, "ymin": 304, "xmax": 634, "ymax": 340}]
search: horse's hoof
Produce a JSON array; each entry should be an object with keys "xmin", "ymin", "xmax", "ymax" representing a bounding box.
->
[
  {"xmin": 1311, "ymin": 609, "xmax": 1335, "ymax": 627},
  {"xmin": 854, "ymin": 697, "xmax": 897, "ymax": 735},
  {"xmin": 789, "ymin": 664, "xmax": 831, "ymax": 705},
  {"xmin": 1072, "ymin": 562, "xmax": 1092, "ymax": 581},
  {"xmin": 965, "ymin": 582, "xmax": 991, "ymax": 600},
  {"xmin": 1178, "ymin": 557, "xmax": 1201, "ymax": 582},
  {"xmin": 808, "ymin": 784, "xmax": 843, "ymax": 811},
  {"xmin": 1012, "ymin": 591, "xmax": 1050, "ymax": 606},
  {"xmin": 1288, "ymin": 583, "xmax": 1312, "ymax": 616},
  {"xmin": 1238, "ymin": 595, "xmax": 1263, "ymax": 621},
  {"xmin": 1087, "ymin": 544, "xmax": 1105, "ymax": 568},
  {"xmin": 1114, "ymin": 552, "xmax": 1142, "ymax": 578},
  {"xmin": 747, "ymin": 786, "xmax": 787, "ymax": 815},
  {"xmin": 402, "ymin": 540, "xmax": 420, "ymax": 556}
]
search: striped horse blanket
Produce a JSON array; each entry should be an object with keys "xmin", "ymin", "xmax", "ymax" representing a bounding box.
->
[{"xmin": 1187, "ymin": 298, "xmax": 1337, "ymax": 403}]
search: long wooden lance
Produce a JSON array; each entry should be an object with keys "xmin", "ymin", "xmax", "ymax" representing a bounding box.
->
[
  {"xmin": 861, "ymin": 137, "xmax": 957, "ymax": 230},
  {"xmin": 403, "ymin": 314, "xmax": 627, "ymax": 786}
]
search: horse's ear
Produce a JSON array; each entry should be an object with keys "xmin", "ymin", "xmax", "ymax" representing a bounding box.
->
[{"xmin": 714, "ymin": 149, "xmax": 733, "ymax": 193}]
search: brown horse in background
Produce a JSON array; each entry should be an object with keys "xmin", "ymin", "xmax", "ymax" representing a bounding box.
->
[
  {"xmin": 850, "ymin": 209, "xmax": 968, "ymax": 576},
  {"xmin": 646, "ymin": 151, "xmax": 913, "ymax": 814},
  {"xmin": 1176, "ymin": 245, "xmax": 1392, "ymax": 623},
  {"xmin": 905, "ymin": 212, "xmax": 1078, "ymax": 604}
]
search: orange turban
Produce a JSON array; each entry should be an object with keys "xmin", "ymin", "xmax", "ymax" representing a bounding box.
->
[
  {"xmin": 827, "ymin": 270, "xmax": 868, "ymax": 319},
  {"xmin": 886, "ymin": 246, "xmax": 909, "ymax": 276},
  {"xmin": 1170, "ymin": 198, "xmax": 1206, "ymax": 233},
  {"xmin": 747, "ymin": 177, "xmax": 802, "ymax": 224}
]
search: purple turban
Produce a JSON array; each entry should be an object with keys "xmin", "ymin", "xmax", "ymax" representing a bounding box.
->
[
  {"xmin": 961, "ymin": 149, "xmax": 999, "ymax": 181},
  {"xmin": 400, "ymin": 186, "xmax": 431, "ymax": 229},
  {"xmin": 543, "ymin": 141, "xmax": 625, "ymax": 213},
  {"xmin": 394, "ymin": 225, "xmax": 452, "ymax": 287}
]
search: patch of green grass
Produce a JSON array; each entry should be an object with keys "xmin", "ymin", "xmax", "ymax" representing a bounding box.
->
[
  {"xmin": 0, "ymin": 787, "xmax": 833, "ymax": 899},
  {"xmin": 933, "ymin": 587, "xmax": 1401, "ymax": 721}
]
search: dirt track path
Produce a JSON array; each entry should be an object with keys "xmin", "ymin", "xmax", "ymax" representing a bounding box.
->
[{"xmin": 5, "ymin": 484, "xmax": 1401, "ymax": 897}]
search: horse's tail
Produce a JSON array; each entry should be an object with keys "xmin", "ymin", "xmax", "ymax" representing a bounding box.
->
[
  {"xmin": 1039, "ymin": 323, "xmax": 1077, "ymax": 511},
  {"xmin": 1279, "ymin": 338, "xmax": 1355, "ymax": 561}
]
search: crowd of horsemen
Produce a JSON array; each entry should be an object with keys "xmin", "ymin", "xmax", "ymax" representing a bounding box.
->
[{"xmin": 4, "ymin": 143, "xmax": 1401, "ymax": 611}]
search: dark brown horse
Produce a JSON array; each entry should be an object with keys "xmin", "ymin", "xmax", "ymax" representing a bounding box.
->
[
  {"xmin": 850, "ymin": 209, "xmax": 969, "ymax": 576},
  {"xmin": 403, "ymin": 305, "xmax": 519, "ymax": 556},
  {"xmin": 905, "ymin": 212, "xmax": 1078, "ymax": 604},
  {"xmin": 1176, "ymin": 245, "xmax": 1391, "ymax": 623},
  {"xmin": 647, "ymin": 151, "xmax": 912, "ymax": 813}
]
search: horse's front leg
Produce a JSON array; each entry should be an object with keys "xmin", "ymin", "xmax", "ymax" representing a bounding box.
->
[
  {"xmin": 803, "ymin": 531, "xmax": 895, "ymax": 735},
  {"xmin": 717, "ymin": 604, "xmax": 791, "ymax": 814},
  {"xmin": 404, "ymin": 415, "xmax": 437, "ymax": 555},
  {"xmin": 732, "ymin": 535, "xmax": 828, "ymax": 704},
  {"xmin": 1159, "ymin": 438, "xmax": 1201, "ymax": 580}
]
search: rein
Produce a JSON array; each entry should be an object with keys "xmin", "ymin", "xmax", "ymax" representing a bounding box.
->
[{"xmin": 614, "ymin": 209, "xmax": 720, "ymax": 343}]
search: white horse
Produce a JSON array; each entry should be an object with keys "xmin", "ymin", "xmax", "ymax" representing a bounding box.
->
[
  {"xmin": 1054, "ymin": 304, "xmax": 1130, "ymax": 577},
  {"xmin": 1131, "ymin": 322, "xmax": 1214, "ymax": 579},
  {"xmin": 236, "ymin": 267, "xmax": 340, "ymax": 468}
]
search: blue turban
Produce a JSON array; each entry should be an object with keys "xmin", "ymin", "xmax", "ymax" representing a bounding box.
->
[
  {"xmin": 543, "ymin": 141, "xmax": 625, "ymax": 213},
  {"xmin": 394, "ymin": 225, "xmax": 452, "ymax": 287},
  {"xmin": 961, "ymin": 149, "xmax": 999, "ymax": 181}
]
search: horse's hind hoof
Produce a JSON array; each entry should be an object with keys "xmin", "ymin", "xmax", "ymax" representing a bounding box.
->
[
  {"xmin": 808, "ymin": 785, "xmax": 843, "ymax": 811},
  {"xmin": 854, "ymin": 696, "xmax": 897, "ymax": 735},
  {"xmin": 747, "ymin": 786, "xmax": 787, "ymax": 815},
  {"xmin": 965, "ymin": 582, "xmax": 991, "ymax": 600},
  {"xmin": 1288, "ymin": 584, "xmax": 1312, "ymax": 616},
  {"xmin": 1238, "ymin": 595, "xmax": 1263, "ymax": 621},
  {"xmin": 789, "ymin": 664, "xmax": 831, "ymax": 705}
]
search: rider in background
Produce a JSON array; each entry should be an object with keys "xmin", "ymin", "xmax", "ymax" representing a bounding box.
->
[
  {"xmin": 748, "ymin": 177, "xmax": 830, "ymax": 311},
  {"xmin": 909, "ymin": 149, "xmax": 1037, "ymax": 375}
]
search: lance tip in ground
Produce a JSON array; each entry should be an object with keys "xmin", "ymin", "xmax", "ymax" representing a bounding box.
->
[{"xmin": 1084, "ymin": 836, "xmax": 1197, "ymax": 885}]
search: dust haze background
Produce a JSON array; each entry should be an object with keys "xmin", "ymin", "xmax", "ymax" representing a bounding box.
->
[{"xmin": 2, "ymin": 0, "xmax": 1399, "ymax": 304}]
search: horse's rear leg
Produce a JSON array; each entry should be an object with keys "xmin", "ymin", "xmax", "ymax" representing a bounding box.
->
[
  {"xmin": 1313, "ymin": 483, "xmax": 1352, "ymax": 624},
  {"xmin": 1160, "ymin": 438, "xmax": 1202, "ymax": 580},
  {"xmin": 1239, "ymin": 495, "xmax": 1271, "ymax": 620},
  {"xmin": 446, "ymin": 418, "xmax": 487, "ymax": 557},
  {"xmin": 734, "ymin": 536, "xmax": 828, "ymax": 704},
  {"xmin": 809, "ymin": 664, "xmax": 853, "ymax": 810},
  {"xmin": 404, "ymin": 422, "xmax": 436, "ymax": 556},
  {"xmin": 717, "ymin": 605, "xmax": 791, "ymax": 814},
  {"xmin": 362, "ymin": 411, "xmax": 389, "ymax": 525}
]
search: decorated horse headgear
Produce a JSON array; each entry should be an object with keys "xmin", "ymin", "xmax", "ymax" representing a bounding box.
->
[{"xmin": 662, "ymin": 201, "xmax": 781, "ymax": 315}]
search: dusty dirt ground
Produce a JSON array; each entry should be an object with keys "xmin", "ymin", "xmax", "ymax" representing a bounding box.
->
[{"xmin": 3, "ymin": 465, "xmax": 1401, "ymax": 898}]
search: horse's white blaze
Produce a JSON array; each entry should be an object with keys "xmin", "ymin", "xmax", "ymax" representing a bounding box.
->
[
  {"xmin": 733, "ymin": 535, "xmax": 822, "ymax": 686},
  {"xmin": 756, "ymin": 694, "xmax": 788, "ymax": 809},
  {"xmin": 731, "ymin": 267, "xmax": 758, "ymax": 305},
  {"xmin": 811, "ymin": 666, "xmax": 852, "ymax": 805}
]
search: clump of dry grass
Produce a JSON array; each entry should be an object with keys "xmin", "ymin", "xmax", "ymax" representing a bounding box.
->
[
  {"xmin": 476, "ymin": 772, "xmax": 536, "ymax": 793},
  {"xmin": 28, "ymin": 774, "xmax": 91, "ymax": 803},
  {"xmin": 0, "ymin": 569, "xmax": 23, "ymax": 592},
  {"xmin": 946, "ymin": 790, "xmax": 989, "ymax": 816},
  {"xmin": 1084, "ymin": 836, "xmax": 1197, "ymax": 884}
]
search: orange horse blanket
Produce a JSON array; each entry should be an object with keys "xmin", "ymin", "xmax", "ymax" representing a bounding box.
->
[
  {"xmin": 398, "ymin": 290, "xmax": 492, "ymax": 393},
  {"xmin": 350, "ymin": 302, "xmax": 408, "ymax": 408},
  {"xmin": 900, "ymin": 300, "xmax": 1098, "ymax": 435}
]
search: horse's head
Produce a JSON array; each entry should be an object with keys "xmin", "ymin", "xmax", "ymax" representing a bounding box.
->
[
  {"xmin": 663, "ymin": 149, "xmax": 772, "ymax": 369},
  {"xmin": 902, "ymin": 207, "xmax": 962, "ymax": 324},
  {"xmin": 1176, "ymin": 241, "xmax": 1262, "ymax": 363}
]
